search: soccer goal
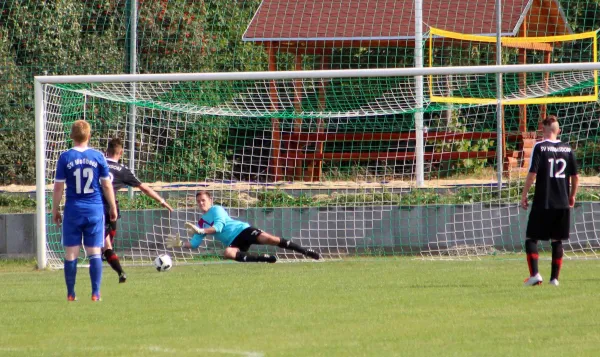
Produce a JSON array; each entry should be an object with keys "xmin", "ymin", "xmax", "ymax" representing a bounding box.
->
[{"xmin": 35, "ymin": 62, "xmax": 600, "ymax": 269}]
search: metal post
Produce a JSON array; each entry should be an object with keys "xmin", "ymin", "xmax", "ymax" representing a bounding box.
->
[
  {"xmin": 34, "ymin": 80, "xmax": 47, "ymax": 269},
  {"xmin": 127, "ymin": 0, "xmax": 138, "ymax": 198},
  {"xmin": 415, "ymin": 0, "xmax": 425, "ymax": 187},
  {"xmin": 35, "ymin": 62, "xmax": 600, "ymax": 84},
  {"xmin": 495, "ymin": 0, "xmax": 504, "ymax": 190}
]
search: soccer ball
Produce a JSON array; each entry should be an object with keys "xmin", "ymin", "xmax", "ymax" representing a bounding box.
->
[{"xmin": 154, "ymin": 254, "xmax": 173, "ymax": 272}]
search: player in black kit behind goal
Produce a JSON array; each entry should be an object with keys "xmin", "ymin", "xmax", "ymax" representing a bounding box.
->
[{"xmin": 520, "ymin": 115, "xmax": 579, "ymax": 287}]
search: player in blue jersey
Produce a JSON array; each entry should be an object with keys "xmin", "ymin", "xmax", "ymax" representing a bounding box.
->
[
  {"xmin": 166, "ymin": 191, "xmax": 320, "ymax": 262},
  {"xmin": 52, "ymin": 120, "xmax": 118, "ymax": 301}
]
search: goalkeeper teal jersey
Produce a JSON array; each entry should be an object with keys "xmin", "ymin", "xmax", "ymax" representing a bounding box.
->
[{"xmin": 189, "ymin": 205, "xmax": 250, "ymax": 249}]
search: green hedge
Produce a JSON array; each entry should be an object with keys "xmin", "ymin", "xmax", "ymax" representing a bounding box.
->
[{"xmin": 2, "ymin": 186, "xmax": 598, "ymax": 213}]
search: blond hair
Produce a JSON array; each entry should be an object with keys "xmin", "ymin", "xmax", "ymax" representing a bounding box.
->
[{"xmin": 70, "ymin": 120, "xmax": 91, "ymax": 143}]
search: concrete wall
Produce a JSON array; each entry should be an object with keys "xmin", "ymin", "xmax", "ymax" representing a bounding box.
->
[
  {"xmin": 0, "ymin": 214, "xmax": 37, "ymax": 257},
  {"xmin": 2, "ymin": 203, "xmax": 599, "ymax": 257}
]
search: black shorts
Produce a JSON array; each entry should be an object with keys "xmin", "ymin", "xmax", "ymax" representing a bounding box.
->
[
  {"xmin": 526, "ymin": 207, "xmax": 571, "ymax": 240},
  {"xmin": 229, "ymin": 227, "xmax": 263, "ymax": 252},
  {"xmin": 103, "ymin": 202, "xmax": 121, "ymax": 244}
]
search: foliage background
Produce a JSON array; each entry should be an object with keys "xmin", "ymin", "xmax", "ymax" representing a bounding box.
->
[{"xmin": 0, "ymin": 0, "xmax": 599, "ymax": 184}]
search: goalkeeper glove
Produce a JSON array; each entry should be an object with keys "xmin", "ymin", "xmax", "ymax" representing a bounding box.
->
[
  {"xmin": 185, "ymin": 222, "xmax": 205, "ymax": 235},
  {"xmin": 166, "ymin": 235, "xmax": 183, "ymax": 248}
]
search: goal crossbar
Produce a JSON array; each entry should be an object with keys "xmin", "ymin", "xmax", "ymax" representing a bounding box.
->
[{"xmin": 35, "ymin": 62, "xmax": 600, "ymax": 84}]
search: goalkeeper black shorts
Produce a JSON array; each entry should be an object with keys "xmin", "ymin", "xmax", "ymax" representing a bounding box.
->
[
  {"xmin": 229, "ymin": 227, "xmax": 263, "ymax": 252},
  {"xmin": 526, "ymin": 207, "xmax": 571, "ymax": 240}
]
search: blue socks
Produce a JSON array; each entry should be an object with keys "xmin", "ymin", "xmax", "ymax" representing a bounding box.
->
[
  {"xmin": 64, "ymin": 259, "xmax": 78, "ymax": 297},
  {"xmin": 88, "ymin": 254, "xmax": 103, "ymax": 297},
  {"xmin": 64, "ymin": 255, "xmax": 103, "ymax": 298}
]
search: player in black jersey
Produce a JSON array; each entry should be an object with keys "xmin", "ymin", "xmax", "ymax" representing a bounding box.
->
[
  {"xmin": 520, "ymin": 115, "xmax": 579, "ymax": 286},
  {"xmin": 103, "ymin": 138, "xmax": 174, "ymax": 283}
]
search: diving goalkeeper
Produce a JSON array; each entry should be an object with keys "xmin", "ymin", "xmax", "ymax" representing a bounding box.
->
[{"xmin": 166, "ymin": 191, "xmax": 320, "ymax": 262}]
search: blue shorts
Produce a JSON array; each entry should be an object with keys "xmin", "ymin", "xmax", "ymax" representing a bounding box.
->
[{"xmin": 62, "ymin": 208, "xmax": 105, "ymax": 248}]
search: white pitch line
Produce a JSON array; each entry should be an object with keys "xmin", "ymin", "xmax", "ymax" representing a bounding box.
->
[
  {"xmin": 0, "ymin": 347, "xmax": 22, "ymax": 352},
  {"xmin": 147, "ymin": 346, "xmax": 265, "ymax": 357},
  {"xmin": 1, "ymin": 346, "xmax": 265, "ymax": 357}
]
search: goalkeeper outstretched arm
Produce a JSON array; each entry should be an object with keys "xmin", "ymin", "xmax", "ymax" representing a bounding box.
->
[{"xmin": 166, "ymin": 222, "xmax": 206, "ymax": 249}]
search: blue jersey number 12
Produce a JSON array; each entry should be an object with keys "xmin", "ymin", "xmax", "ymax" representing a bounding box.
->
[{"xmin": 73, "ymin": 167, "xmax": 94, "ymax": 194}]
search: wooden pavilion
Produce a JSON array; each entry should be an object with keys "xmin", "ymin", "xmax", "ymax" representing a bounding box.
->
[{"xmin": 243, "ymin": 0, "xmax": 573, "ymax": 181}]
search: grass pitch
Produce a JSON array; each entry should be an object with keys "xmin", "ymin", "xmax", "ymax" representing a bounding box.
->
[{"xmin": 1, "ymin": 258, "xmax": 600, "ymax": 357}]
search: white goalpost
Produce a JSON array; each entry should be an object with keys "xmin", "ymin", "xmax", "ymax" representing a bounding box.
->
[{"xmin": 35, "ymin": 62, "xmax": 600, "ymax": 269}]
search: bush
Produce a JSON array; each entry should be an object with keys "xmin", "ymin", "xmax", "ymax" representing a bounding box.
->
[{"xmin": 574, "ymin": 140, "xmax": 600, "ymax": 175}]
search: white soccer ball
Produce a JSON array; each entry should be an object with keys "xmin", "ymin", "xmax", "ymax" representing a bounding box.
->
[{"xmin": 154, "ymin": 254, "xmax": 173, "ymax": 272}]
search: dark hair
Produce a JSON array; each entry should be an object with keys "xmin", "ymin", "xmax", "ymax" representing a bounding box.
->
[
  {"xmin": 195, "ymin": 191, "xmax": 212, "ymax": 199},
  {"xmin": 106, "ymin": 137, "xmax": 124, "ymax": 156},
  {"xmin": 542, "ymin": 115, "xmax": 558, "ymax": 127}
]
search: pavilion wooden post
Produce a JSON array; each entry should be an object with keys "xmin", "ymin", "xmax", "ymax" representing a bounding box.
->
[
  {"xmin": 292, "ymin": 54, "xmax": 304, "ymax": 180},
  {"xmin": 514, "ymin": 18, "xmax": 544, "ymax": 172},
  {"xmin": 307, "ymin": 54, "xmax": 329, "ymax": 181},
  {"xmin": 539, "ymin": 51, "xmax": 552, "ymax": 128},
  {"xmin": 518, "ymin": 19, "xmax": 528, "ymax": 133},
  {"xmin": 502, "ymin": 102, "xmax": 512, "ymax": 175},
  {"xmin": 444, "ymin": 47, "xmax": 454, "ymax": 126},
  {"xmin": 513, "ymin": 18, "xmax": 528, "ymax": 174},
  {"xmin": 267, "ymin": 42, "xmax": 283, "ymax": 181}
]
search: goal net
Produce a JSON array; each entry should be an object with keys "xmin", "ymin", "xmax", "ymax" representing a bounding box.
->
[
  {"xmin": 36, "ymin": 62, "xmax": 600, "ymax": 268},
  {"xmin": 428, "ymin": 27, "xmax": 598, "ymax": 105}
]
